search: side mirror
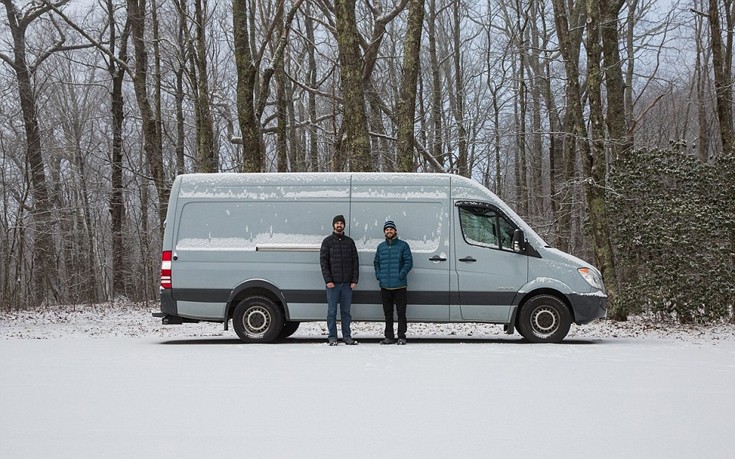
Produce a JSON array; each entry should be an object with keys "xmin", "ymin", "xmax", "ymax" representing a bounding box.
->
[{"xmin": 512, "ymin": 229, "xmax": 525, "ymax": 253}]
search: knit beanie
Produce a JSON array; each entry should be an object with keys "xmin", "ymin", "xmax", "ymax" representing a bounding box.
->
[
  {"xmin": 333, "ymin": 215, "xmax": 346, "ymax": 225},
  {"xmin": 383, "ymin": 220, "xmax": 396, "ymax": 230}
]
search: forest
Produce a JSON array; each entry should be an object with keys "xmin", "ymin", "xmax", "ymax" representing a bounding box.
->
[{"xmin": 0, "ymin": 0, "xmax": 733, "ymax": 322}]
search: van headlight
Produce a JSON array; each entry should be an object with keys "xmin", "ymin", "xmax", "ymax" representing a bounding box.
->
[{"xmin": 578, "ymin": 267, "xmax": 604, "ymax": 290}]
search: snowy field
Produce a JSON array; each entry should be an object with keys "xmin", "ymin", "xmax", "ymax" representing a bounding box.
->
[{"xmin": 2, "ymin": 303, "xmax": 734, "ymax": 459}]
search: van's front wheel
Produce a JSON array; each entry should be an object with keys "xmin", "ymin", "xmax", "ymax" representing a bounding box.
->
[
  {"xmin": 517, "ymin": 295, "xmax": 571, "ymax": 343},
  {"xmin": 233, "ymin": 296, "xmax": 284, "ymax": 343}
]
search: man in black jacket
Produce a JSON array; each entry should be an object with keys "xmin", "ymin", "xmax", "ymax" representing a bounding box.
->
[{"xmin": 320, "ymin": 215, "xmax": 359, "ymax": 345}]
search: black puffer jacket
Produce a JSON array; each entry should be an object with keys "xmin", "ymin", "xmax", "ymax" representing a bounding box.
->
[{"xmin": 320, "ymin": 232, "xmax": 359, "ymax": 284}]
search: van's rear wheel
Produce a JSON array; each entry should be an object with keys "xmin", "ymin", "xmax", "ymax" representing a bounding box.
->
[
  {"xmin": 233, "ymin": 296, "xmax": 284, "ymax": 343},
  {"xmin": 517, "ymin": 294, "xmax": 571, "ymax": 343},
  {"xmin": 279, "ymin": 321, "xmax": 300, "ymax": 339}
]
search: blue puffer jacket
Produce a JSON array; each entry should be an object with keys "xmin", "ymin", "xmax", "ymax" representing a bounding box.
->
[{"xmin": 373, "ymin": 237, "xmax": 413, "ymax": 289}]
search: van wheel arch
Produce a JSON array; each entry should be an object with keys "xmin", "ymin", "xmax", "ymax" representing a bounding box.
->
[
  {"xmin": 515, "ymin": 292, "xmax": 573, "ymax": 343},
  {"xmin": 226, "ymin": 281, "xmax": 288, "ymax": 324}
]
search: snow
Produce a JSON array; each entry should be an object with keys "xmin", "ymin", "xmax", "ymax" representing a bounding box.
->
[{"xmin": 2, "ymin": 303, "xmax": 734, "ymax": 459}]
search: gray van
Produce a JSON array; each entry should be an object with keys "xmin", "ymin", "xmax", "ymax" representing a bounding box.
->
[{"xmin": 155, "ymin": 173, "xmax": 606, "ymax": 343}]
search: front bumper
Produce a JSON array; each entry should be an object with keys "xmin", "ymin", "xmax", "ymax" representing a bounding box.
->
[{"xmin": 568, "ymin": 293, "xmax": 607, "ymax": 324}]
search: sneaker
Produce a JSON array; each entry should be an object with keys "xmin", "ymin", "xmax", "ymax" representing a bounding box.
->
[
  {"xmin": 328, "ymin": 338, "xmax": 338, "ymax": 346},
  {"xmin": 397, "ymin": 338, "xmax": 407, "ymax": 345},
  {"xmin": 343, "ymin": 337, "xmax": 358, "ymax": 345},
  {"xmin": 380, "ymin": 338, "xmax": 395, "ymax": 345}
]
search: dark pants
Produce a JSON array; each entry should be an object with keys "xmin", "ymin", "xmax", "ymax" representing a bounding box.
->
[{"xmin": 381, "ymin": 288, "xmax": 407, "ymax": 339}]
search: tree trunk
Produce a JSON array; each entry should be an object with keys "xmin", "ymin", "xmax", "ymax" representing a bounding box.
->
[
  {"xmin": 233, "ymin": 0, "xmax": 263, "ymax": 172},
  {"xmin": 109, "ymin": 5, "xmax": 130, "ymax": 300},
  {"xmin": 173, "ymin": 0, "xmax": 188, "ymax": 175},
  {"xmin": 234, "ymin": 0, "xmax": 305, "ymax": 172},
  {"xmin": 512, "ymin": 0, "xmax": 530, "ymax": 216},
  {"xmin": 396, "ymin": 0, "xmax": 425, "ymax": 172},
  {"xmin": 600, "ymin": 0, "xmax": 630, "ymax": 161},
  {"xmin": 708, "ymin": 0, "xmax": 735, "ymax": 154},
  {"xmin": 127, "ymin": 0, "xmax": 168, "ymax": 229},
  {"xmin": 529, "ymin": 3, "xmax": 544, "ymax": 220},
  {"xmin": 193, "ymin": 0, "xmax": 217, "ymax": 172},
  {"xmin": 276, "ymin": 61, "xmax": 288, "ymax": 171},
  {"xmin": 586, "ymin": 0, "xmax": 622, "ymax": 319},
  {"xmin": 452, "ymin": 0, "xmax": 469, "ymax": 177},
  {"xmin": 551, "ymin": 0, "xmax": 586, "ymax": 253},
  {"xmin": 305, "ymin": 3, "xmax": 319, "ymax": 171},
  {"xmin": 1, "ymin": 0, "xmax": 67, "ymax": 305},
  {"xmin": 428, "ymin": 0, "xmax": 444, "ymax": 168},
  {"xmin": 335, "ymin": 0, "xmax": 371, "ymax": 171}
]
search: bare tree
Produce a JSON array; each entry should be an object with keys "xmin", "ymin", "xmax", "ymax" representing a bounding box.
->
[
  {"xmin": 693, "ymin": 3, "xmax": 713, "ymax": 161},
  {"xmin": 0, "ymin": 0, "xmax": 78, "ymax": 305},
  {"xmin": 427, "ymin": 0, "xmax": 445, "ymax": 168},
  {"xmin": 396, "ymin": 0, "xmax": 425, "ymax": 171},
  {"xmin": 706, "ymin": 0, "xmax": 735, "ymax": 153},
  {"xmin": 127, "ymin": 0, "xmax": 168, "ymax": 228},
  {"xmin": 334, "ymin": 0, "xmax": 371, "ymax": 171},
  {"xmin": 450, "ymin": 0, "xmax": 469, "ymax": 176},
  {"xmin": 107, "ymin": 0, "xmax": 131, "ymax": 299},
  {"xmin": 304, "ymin": 2, "xmax": 320, "ymax": 171},
  {"xmin": 551, "ymin": 0, "xmax": 586, "ymax": 253},
  {"xmin": 191, "ymin": 0, "xmax": 217, "ymax": 172},
  {"xmin": 600, "ymin": 0, "xmax": 631, "ymax": 161},
  {"xmin": 585, "ymin": 0, "xmax": 621, "ymax": 319},
  {"xmin": 233, "ymin": 0, "xmax": 305, "ymax": 172}
]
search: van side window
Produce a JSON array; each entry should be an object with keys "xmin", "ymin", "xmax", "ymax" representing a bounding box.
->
[{"xmin": 458, "ymin": 205, "xmax": 517, "ymax": 251}]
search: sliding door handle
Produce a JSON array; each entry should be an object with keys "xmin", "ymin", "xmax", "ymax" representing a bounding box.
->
[{"xmin": 459, "ymin": 256, "xmax": 477, "ymax": 263}]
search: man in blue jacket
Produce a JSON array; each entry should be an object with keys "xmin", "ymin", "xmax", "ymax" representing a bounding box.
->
[{"xmin": 373, "ymin": 220, "xmax": 413, "ymax": 345}]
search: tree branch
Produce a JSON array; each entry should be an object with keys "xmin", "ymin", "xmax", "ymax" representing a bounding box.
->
[{"xmin": 39, "ymin": 0, "xmax": 131, "ymax": 76}]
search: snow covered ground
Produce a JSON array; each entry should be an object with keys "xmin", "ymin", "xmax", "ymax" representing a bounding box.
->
[{"xmin": 2, "ymin": 303, "xmax": 734, "ymax": 458}]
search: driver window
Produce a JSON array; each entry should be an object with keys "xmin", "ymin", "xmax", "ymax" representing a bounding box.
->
[
  {"xmin": 459, "ymin": 206, "xmax": 499, "ymax": 248},
  {"xmin": 458, "ymin": 205, "xmax": 518, "ymax": 251}
]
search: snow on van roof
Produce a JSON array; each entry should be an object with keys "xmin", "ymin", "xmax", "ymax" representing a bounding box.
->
[
  {"xmin": 177, "ymin": 172, "xmax": 457, "ymax": 186},
  {"xmin": 175, "ymin": 172, "xmax": 549, "ymax": 247}
]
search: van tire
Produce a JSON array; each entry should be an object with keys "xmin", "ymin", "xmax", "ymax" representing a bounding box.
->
[
  {"xmin": 517, "ymin": 294, "xmax": 571, "ymax": 343},
  {"xmin": 232, "ymin": 296, "xmax": 284, "ymax": 343},
  {"xmin": 279, "ymin": 321, "xmax": 300, "ymax": 339}
]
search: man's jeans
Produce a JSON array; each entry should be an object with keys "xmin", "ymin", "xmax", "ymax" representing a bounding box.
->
[{"xmin": 326, "ymin": 283, "xmax": 353, "ymax": 339}]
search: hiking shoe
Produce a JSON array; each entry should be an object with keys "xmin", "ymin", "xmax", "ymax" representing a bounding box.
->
[
  {"xmin": 328, "ymin": 338, "xmax": 338, "ymax": 346},
  {"xmin": 343, "ymin": 337, "xmax": 358, "ymax": 345},
  {"xmin": 380, "ymin": 338, "xmax": 395, "ymax": 345},
  {"xmin": 397, "ymin": 338, "xmax": 407, "ymax": 345}
]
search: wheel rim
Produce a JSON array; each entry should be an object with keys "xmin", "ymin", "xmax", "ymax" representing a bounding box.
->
[
  {"xmin": 530, "ymin": 305, "xmax": 560, "ymax": 337},
  {"xmin": 242, "ymin": 306, "xmax": 271, "ymax": 336}
]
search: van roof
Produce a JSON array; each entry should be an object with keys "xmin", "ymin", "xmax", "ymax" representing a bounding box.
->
[{"xmin": 173, "ymin": 172, "xmax": 548, "ymax": 247}]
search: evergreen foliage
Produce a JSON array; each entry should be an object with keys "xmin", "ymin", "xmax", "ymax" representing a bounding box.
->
[{"xmin": 609, "ymin": 148, "xmax": 735, "ymax": 323}]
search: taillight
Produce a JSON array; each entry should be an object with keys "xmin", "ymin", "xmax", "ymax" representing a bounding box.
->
[{"xmin": 161, "ymin": 251, "xmax": 172, "ymax": 289}]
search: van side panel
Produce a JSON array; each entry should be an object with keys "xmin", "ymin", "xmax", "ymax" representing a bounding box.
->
[
  {"xmin": 349, "ymin": 174, "xmax": 451, "ymax": 321},
  {"xmin": 168, "ymin": 175, "xmax": 350, "ymax": 321}
]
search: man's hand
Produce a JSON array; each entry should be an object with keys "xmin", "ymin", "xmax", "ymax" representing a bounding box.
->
[
  {"xmin": 350, "ymin": 283, "xmax": 357, "ymax": 289},
  {"xmin": 326, "ymin": 282, "xmax": 335, "ymax": 288}
]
